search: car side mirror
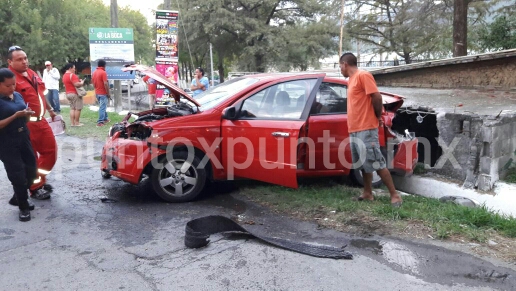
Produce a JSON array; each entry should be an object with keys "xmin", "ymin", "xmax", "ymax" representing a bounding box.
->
[{"xmin": 222, "ymin": 107, "xmax": 237, "ymax": 120}]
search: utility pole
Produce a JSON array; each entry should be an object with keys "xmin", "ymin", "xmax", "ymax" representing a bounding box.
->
[
  {"xmin": 164, "ymin": 0, "xmax": 171, "ymax": 10},
  {"xmin": 209, "ymin": 43, "xmax": 214, "ymax": 86},
  {"xmin": 111, "ymin": 0, "xmax": 122, "ymax": 112},
  {"xmin": 338, "ymin": 0, "xmax": 345, "ymax": 57}
]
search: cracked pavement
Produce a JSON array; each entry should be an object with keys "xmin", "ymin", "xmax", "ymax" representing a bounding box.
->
[{"xmin": 1, "ymin": 135, "xmax": 515, "ymax": 290}]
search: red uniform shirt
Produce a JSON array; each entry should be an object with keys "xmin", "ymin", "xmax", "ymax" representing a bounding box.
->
[
  {"xmin": 92, "ymin": 67, "xmax": 108, "ymax": 95},
  {"xmin": 9, "ymin": 66, "xmax": 48, "ymax": 119},
  {"xmin": 347, "ymin": 70, "xmax": 380, "ymax": 133},
  {"xmin": 63, "ymin": 72, "xmax": 80, "ymax": 94},
  {"xmin": 143, "ymin": 75, "xmax": 157, "ymax": 94}
]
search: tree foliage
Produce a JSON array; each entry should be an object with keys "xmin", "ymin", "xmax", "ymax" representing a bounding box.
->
[
  {"xmin": 173, "ymin": 0, "xmax": 341, "ymax": 74},
  {"xmin": 478, "ymin": 13, "xmax": 516, "ymax": 51},
  {"xmin": 0, "ymin": 0, "xmax": 153, "ymax": 72},
  {"xmin": 344, "ymin": 0, "xmax": 499, "ymax": 62},
  {"xmin": 346, "ymin": 0, "xmax": 451, "ymax": 63}
]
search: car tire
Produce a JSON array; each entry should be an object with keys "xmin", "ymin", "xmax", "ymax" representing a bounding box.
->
[
  {"xmin": 350, "ymin": 169, "xmax": 383, "ymax": 188},
  {"xmin": 151, "ymin": 151, "xmax": 207, "ymax": 202},
  {"xmin": 101, "ymin": 170, "xmax": 112, "ymax": 179}
]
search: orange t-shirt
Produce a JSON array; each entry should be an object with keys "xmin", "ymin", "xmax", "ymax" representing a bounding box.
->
[
  {"xmin": 347, "ymin": 70, "xmax": 380, "ymax": 133},
  {"xmin": 92, "ymin": 67, "xmax": 108, "ymax": 95}
]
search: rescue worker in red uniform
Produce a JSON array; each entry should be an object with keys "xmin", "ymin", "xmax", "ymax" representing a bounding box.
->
[{"xmin": 7, "ymin": 46, "xmax": 57, "ymax": 200}]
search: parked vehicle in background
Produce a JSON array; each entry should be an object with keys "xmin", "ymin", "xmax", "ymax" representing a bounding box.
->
[
  {"xmin": 227, "ymin": 72, "xmax": 261, "ymax": 80},
  {"xmin": 182, "ymin": 88, "xmax": 193, "ymax": 97},
  {"xmin": 101, "ymin": 65, "xmax": 418, "ymax": 203},
  {"xmin": 109, "ymin": 75, "xmax": 141, "ymax": 93}
]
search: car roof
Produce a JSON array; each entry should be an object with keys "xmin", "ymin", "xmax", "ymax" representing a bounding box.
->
[{"xmin": 240, "ymin": 72, "xmax": 329, "ymax": 81}]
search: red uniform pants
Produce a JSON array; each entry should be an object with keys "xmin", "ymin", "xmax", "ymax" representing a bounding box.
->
[{"xmin": 26, "ymin": 119, "xmax": 57, "ymax": 191}]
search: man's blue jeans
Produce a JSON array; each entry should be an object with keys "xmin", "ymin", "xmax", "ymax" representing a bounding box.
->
[
  {"xmin": 96, "ymin": 94, "xmax": 109, "ymax": 124},
  {"xmin": 46, "ymin": 89, "xmax": 60, "ymax": 113}
]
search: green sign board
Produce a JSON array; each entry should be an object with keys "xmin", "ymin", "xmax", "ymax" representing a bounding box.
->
[
  {"xmin": 89, "ymin": 27, "xmax": 134, "ymax": 42},
  {"xmin": 88, "ymin": 28, "xmax": 135, "ymax": 80}
]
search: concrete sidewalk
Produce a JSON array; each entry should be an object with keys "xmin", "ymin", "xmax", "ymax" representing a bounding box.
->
[{"xmin": 394, "ymin": 174, "xmax": 516, "ymax": 218}]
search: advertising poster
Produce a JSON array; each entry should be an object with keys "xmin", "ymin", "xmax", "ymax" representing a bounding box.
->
[
  {"xmin": 155, "ymin": 10, "xmax": 179, "ymax": 61},
  {"xmin": 89, "ymin": 27, "xmax": 135, "ymax": 80},
  {"xmin": 155, "ymin": 60, "xmax": 179, "ymax": 105}
]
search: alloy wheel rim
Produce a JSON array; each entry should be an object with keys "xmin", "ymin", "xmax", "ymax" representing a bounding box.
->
[{"xmin": 159, "ymin": 159, "xmax": 198, "ymax": 197}]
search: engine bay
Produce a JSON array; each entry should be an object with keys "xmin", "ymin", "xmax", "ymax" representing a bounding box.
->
[{"xmin": 109, "ymin": 102, "xmax": 197, "ymax": 140}]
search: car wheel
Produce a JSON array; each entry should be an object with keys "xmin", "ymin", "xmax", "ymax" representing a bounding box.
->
[
  {"xmin": 151, "ymin": 151, "xmax": 207, "ymax": 202},
  {"xmin": 350, "ymin": 169, "xmax": 383, "ymax": 188},
  {"xmin": 101, "ymin": 170, "xmax": 112, "ymax": 179}
]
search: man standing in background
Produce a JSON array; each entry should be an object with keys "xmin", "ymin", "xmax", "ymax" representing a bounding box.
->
[
  {"xmin": 190, "ymin": 67, "xmax": 209, "ymax": 97},
  {"xmin": 143, "ymin": 74, "xmax": 157, "ymax": 110},
  {"xmin": 42, "ymin": 61, "xmax": 61, "ymax": 114},
  {"xmin": 92, "ymin": 59, "xmax": 110, "ymax": 127},
  {"xmin": 7, "ymin": 45, "xmax": 57, "ymax": 200}
]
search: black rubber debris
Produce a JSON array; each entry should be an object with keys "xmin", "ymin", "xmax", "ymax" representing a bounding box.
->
[
  {"xmin": 99, "ymin": 196, "xmax": 118, "ymax": 203},
  {"xmin": 185, "ymin": 215, "xmax": 353, "ymax": 260}
]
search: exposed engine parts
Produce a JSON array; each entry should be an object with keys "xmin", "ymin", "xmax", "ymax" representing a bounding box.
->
[{"xmin": 109, "ymin": 102, "xmax": 197, "ymax": 140}]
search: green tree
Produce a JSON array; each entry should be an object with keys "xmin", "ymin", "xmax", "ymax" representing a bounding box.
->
[
  {"xmin": 346, "ymin": 0, "xmax": 451, "ymax": 64},
  {"xmin": 478, "ymin": 14, "xmax": 516, "ymax": 51},
  {"xmin": 175, "ymin": 0, "xmax": 339, "ymax": 73},
  {"xmin": 0, "ymin": 0, "xmax": 153, "ymax": 72},
  {"xmin": 270, "ymin": 19, "xmax": 341, "ymax": 71}
]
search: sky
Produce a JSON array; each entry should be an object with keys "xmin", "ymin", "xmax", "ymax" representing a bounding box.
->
[{"xmin": 101, "ymin": 0, "xmax": 164, "ymax": 24}]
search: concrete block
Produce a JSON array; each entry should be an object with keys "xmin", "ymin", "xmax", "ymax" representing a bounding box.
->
[
  {"xmin": 463, "ymin": 120, "xmax": 471, "ymax": 136},
  {"xmin": 482, "ymin": 127, "xmax": 493, "ymax": 143},
  {"xmin": 479, "ymin": 156, "xmax": 492, "ymax": 175},
  {"xmin": 477, "ymin": 174, "xmax": 494, "ymax": 191}
]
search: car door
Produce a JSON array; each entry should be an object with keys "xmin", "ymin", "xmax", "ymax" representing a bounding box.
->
[
  {"xmin": 303, "ymin": 82, "xmax": 351, "ymax": 173},
  {"xmin": 221, "ymin": 76, "xmax": 323, "ymax": 188}
]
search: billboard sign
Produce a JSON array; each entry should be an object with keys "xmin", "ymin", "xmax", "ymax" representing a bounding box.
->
[
  {"xmin": 89, "ymin": 27, "xmax": 135, "ymax": 80},
  {"xmin": 155, "ymin": 10, "xmax": 179, "ymax": 61},
  {"xmin": 155, "ymin": 60, "xmax": 179, "ymax": 104}
]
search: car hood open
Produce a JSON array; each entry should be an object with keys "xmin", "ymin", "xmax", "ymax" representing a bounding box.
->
[{"xmin": 121, "ymin": 64, "xmax": 200, "ymax": 107}]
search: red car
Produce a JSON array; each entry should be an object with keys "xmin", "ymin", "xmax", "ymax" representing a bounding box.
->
[{"xmin": 101, "ymin": 65, "xmax": 418, "ymax": 202}]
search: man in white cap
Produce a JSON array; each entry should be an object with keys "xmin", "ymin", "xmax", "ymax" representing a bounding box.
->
[{"xmin": 42, "ymin": 61, "xmax": 61, "ymax": 113}]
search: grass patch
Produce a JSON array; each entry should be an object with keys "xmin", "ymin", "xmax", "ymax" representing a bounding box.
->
[
  {"xmin": 502, "ymin": 167, "xmax": 516, "ymax": 184},
  {"xmin": 238, "ymin": 178, "xmax": 516, "ymax": 242},
  {"xmin": 413, "ymin": 163, "xmax": 428, "ymax": 175},
  {"xmin": 59, "ymin": 106, "xmax": 127, "ymax": 141}
]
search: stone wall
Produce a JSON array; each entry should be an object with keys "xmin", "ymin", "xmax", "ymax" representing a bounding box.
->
[
  {"xmin": 372, "ymin": 56, "xmax": 516, "ymax": 90},
  {"xmin": 478, "ymin": 115, "xmax": 516, "ymax": 190},
  {"xmin": 432, "ymin": 112, "xmax": 516, "ymax": 191}
]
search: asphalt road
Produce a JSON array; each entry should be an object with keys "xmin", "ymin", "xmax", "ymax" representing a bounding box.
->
[{"xmin": 1, "ymin": 135, "xmax": 515, "ymax": 290}]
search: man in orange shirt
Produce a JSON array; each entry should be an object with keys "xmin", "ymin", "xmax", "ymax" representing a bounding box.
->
[
  {"xmin": 340, "ymin": 52, "xmax": 403, "ymax": 207},
  {"xmin": 91, "ymin": 59, "xmax": 110, "ymax": 127}
]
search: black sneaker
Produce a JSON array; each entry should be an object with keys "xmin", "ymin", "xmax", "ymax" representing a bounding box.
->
[
  {"xmin": 8, "ymin": 197, "xmax": 35, "ymax": 210},
  {"xmin": 42, "ymin": 184, "xmax": 54, "ymax": 192},
  {"xmin": 31, "ymin": 188, "xmax": 51, "ymax": 200},
  {"xmin": 19, "ymin": 209, "xmax": 31, "ymax": 222}
]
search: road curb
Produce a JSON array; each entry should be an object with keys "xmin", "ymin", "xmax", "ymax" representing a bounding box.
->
[{"xmin": 393, "ymin": 175, "xmax": 516, "ymax": 218}]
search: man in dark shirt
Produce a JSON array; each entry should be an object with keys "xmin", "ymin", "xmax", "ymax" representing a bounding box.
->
[{"xmin": 0, "ymin": 68, "xmax": 37, "ymax": 221}]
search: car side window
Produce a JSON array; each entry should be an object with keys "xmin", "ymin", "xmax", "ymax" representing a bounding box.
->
[
  {"xmin": 310, "ymin": 83, "xmax": 347, "ymax": 115},
  {"xmin": 240, "ymin": 79, "xmax": 317, "ymax": 119}
]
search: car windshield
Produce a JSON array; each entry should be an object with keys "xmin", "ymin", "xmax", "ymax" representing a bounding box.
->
[{"xmin": 194, "ymin": 77, "xmax": 259, "ymax": 111}]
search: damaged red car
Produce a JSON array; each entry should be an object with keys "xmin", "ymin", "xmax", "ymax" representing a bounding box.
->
[{"xmin": 101, "ymin": 65, "xmax": 418, "ymax": 202}]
